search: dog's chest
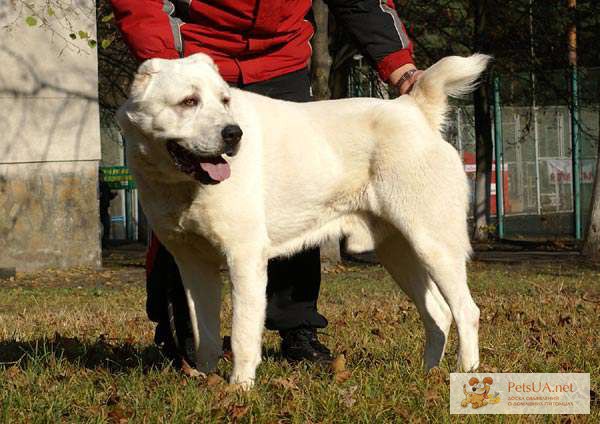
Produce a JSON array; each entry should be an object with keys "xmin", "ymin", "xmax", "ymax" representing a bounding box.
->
[{"xmin": 143, "ymin": 183, "xmax": 218, "ymax": 241}]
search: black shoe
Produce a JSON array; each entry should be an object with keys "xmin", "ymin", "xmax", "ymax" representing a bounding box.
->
[{"xmin": 280, "ymin": 327, "xmax": 332, "ymax": 363}]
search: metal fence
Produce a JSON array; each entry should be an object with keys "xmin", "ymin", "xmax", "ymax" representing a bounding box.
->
[{"xmin": 446, "ymin": 105, "xmax": 599, "ymax": 238}]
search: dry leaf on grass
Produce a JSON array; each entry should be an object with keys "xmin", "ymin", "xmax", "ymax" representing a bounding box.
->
[
  {"xmin": 107, "ymin": 405, "xmax": 131, "ymax": 424},
  {"xmin": 181, "ymin": 359, "xmax": 204, "ymax": 378},
  {"xmin": 335, "ymin": 370, "xmax": 352, "ymax": 384},
  {"xmin": 425, "ymin": 367, "xmax": 448, "ymax": 385},
  {"xmin": 229, "ymin": 404, "xmax": 249, "ymax": 421},
  {"xmin": 206, "ymin": 373, "xmax": 225, "ymax": 387},
  {"xmin": 331, "ymin": 354, "xmax": 346, "ymax": 374},
  {"xmin": 370, "ymin": 328, "xmax": 383, "ymax": 338},
  {"xmin": 5, "ymin": 365, "xmax": 21, "ymax": 380},
  {"xmin": 271, "ymin": 377, "xmax": 298, "ymax": 390},
  {"xmin": 425, "ymin": 388, "xmax": 442, "ymax": 404},
  {"xmin": 211, "ymin": 390, "xmax": 236, "ymax": 412},
  {"xmin": 331, "ymin": 354, "xmax": 352, "ymax": 383}
]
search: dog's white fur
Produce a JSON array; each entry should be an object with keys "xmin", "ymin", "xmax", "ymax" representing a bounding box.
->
[{"xmin": 117, "ymin": 53, "xmax": 490, "ymax": 388}]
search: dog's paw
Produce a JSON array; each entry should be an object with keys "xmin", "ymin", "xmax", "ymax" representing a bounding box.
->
[{"xmin": 229, "ymin": 375, "xmax": 255, "ymax": 391}]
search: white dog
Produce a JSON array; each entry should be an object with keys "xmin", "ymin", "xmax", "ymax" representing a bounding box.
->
[{"xmin": 117, "ymin": 53, "xmax": 489, "ymax": 388}]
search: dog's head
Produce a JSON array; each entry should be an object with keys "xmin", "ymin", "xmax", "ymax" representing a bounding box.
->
[
  {"xmin": 467, "ymin": 377, "xmax": 493, "ymax": 395},
  {"xmin": 117, "ymin": 53, "xmax": 242, "ymax": 183}
]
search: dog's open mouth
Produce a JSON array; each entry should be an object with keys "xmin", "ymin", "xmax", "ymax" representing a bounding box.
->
[{"xmin": 166, "ymin": 140, "xmax": 231, "ymax": 183}]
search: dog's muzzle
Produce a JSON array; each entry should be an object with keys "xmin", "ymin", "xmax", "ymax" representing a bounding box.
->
[{"xmin": 166, "ymin": 140, "xmax": 231, "ymax": 184}]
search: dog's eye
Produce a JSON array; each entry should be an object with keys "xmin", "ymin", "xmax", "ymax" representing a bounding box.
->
[
  {"xmin": 180, "ymin": 97, "xmax": 199, "ymax": 107},
  {"xmin": 222, "ymin": 96, "xmax": 230, "ymax": 106}
]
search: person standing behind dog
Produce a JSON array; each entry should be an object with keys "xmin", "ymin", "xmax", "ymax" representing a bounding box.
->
[{"xmin": 110, "ymin": 0, "xmax": 422, "ymax": 368}]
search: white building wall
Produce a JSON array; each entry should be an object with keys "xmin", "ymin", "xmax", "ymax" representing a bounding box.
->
[{"xmin": 0, "ymin": 1, "xmax": 102, "ymax": 270}]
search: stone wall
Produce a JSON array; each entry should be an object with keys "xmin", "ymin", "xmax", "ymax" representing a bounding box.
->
[
  {"xmin": 0, "ymin": 1, "xmax": 101, "ymax": 271},
  {"xmin": 0, "ymin": 162, "xmax": 100, "ymax": 270}
]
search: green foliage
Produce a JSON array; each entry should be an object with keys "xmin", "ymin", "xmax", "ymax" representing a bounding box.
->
[
  {"xmin": 77, "ymin": 30, "xmax": 89, "ymax": 39},
  {"xmin": 24, "ymin": 16, "xmax": 37, "ymax": 27},
  {"xmin": 100, "ymin": 38, "xmax": 114, "ymax": 49},
  {"xmin": 87, "ymin": 39, "xmax": 97, "ymax": 49}
]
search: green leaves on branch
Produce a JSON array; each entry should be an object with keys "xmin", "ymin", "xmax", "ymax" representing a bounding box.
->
[
  {"xmin": 25, "ymin": 16, "xmax": 38, "ymax": 27},
  {"xmin": 101, "ymin": 38, "xmax": 114, "ymax": 49},
  {"xmin": 25, "ymin": 10, "xmax": 104, "ymax": 50},
  {"xmin": 66, "ymin": 31, "xmax": 98, "ymax": 49}
]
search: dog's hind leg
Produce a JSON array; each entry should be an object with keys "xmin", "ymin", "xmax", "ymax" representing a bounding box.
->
[
  {"xmin": 227, "ymin": 251, "xmax": 268, "ymax": 389},
  {"xmin": 375, "ymin": 232, "xmax": 453, "ymax": 370},
  {"xmin": 174, "ymin": 255, "xmax": 223, "ymax": 374},
  {"xmin": 408, "ymin": 234, "xmax": 479, "ymax": 372}
]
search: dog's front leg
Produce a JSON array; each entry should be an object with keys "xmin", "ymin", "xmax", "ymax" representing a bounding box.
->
[
  {"xmin": 227, "ymin": 251, "xmax": 268, "ymax": 389},
  {"xmin": 174, "ymin": 254, "xmax": 223, "ymax": 373}
]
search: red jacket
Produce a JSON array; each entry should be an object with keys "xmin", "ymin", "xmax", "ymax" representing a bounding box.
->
[{"xmin": 111, "ymin": 0, "xmax": 414, "ymax": 84}]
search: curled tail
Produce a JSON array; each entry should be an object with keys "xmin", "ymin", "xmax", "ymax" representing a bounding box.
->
[{"xmin": 409, "ymin": 54, "xmax": 491, "ymax": 132}]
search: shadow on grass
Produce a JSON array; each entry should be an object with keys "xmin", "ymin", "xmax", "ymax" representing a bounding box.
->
[
  {"xmin": 0, "ymin": 333, "xmax": 168, "ymax": 373},
  {"xmin": 0, "ymin": 334, "xmax": 287, "ymax": 373}
]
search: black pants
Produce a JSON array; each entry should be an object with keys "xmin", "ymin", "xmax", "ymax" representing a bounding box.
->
[{"xmin": 147, "ymin": 68, "xmax": 327, "ymax": 333}]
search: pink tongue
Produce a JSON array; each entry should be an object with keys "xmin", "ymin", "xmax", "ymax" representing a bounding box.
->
[{"xmin": 199, "ymin": 160, "xmax": 231, "ymax": 182}]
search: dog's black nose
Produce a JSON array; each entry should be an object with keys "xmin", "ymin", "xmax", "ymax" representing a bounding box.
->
[
  {"xmin": 222, "ymin": 125, "xmax": 243, "ymax": 146},
  {"xmin": 222, "ymin": 125, "xmax": 242, "ymax": 156}
]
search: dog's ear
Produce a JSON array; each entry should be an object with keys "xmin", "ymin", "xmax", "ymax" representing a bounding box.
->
[
  {"xmin": 483, "ymin": 377, "xmax": 493, "ymax": 385},
  {"xmin": 468, "ymin": 377, "xmax": 479, "ymax": 386},
  {"xmin": 130, "ymin": 58, "xmax": 164, "ymax": 98},
  {"xmin": 115, "ymin": 100, "xmax": 143, "ymax": 132},
  {"xmin": 187, "ymin": 53, "xmax": 219, "ymax": 72}
]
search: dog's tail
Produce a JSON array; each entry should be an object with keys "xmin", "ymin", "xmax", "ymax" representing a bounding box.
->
[{"xmin": 409, "ymin": 54, "xmax": 491, "ymax": 132}]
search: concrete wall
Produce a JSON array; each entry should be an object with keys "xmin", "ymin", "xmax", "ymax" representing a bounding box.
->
[{"xmin": 0, "ymin": 1, "xmax": 101, "ymax": 271}]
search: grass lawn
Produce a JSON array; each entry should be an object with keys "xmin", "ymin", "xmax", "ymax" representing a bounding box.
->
[{"xmin": 1, "ymin": 252, "xmax": 599, "ymax": 423}]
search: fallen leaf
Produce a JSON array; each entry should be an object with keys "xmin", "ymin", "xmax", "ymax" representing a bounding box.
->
[
  {"xmin": 331, "ymin": 354, "xmax": 346, "ymax": 374},
  {"xmin": 425, "ymin": 388, "xmax": 442, "ymax": 404},
  {"xmin": 206, "ymin": 373, "xmax": 225, "ymax": 387},
  {"xmin": 5, "ymin": 365, "xmax": 21, "ymax": 380},
  {"xmin": 229, "ymin": 404, "xmax": 249, "ymax": 421},
  {"xmin": 559, "ymin": 315, "xmax": 572, "ymax": 326},
  {"xmin": 181, "ymin": 359, "xmax": 203, "ymax": 378},
  {"xmin": 335, "ymin": 370, "xmax": 352, "ymax": 384},
  {"xmin": 426, "ymin": 367, "xmax": 448, "ymax": 385},
  {"xmin": 107, "ymin": 405, "xmax": 130, "ymax": 424},
  {"xmin": 271, "ymin": 377, "xmax": 298, "ymax": 390}
]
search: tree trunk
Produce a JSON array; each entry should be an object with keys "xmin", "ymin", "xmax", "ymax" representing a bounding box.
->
[
  {"xmin": 310, "ymin": 0, "xmax": 340, "ymax": 263},
  {"xmin": 473, "ymin": 83, "xmax": 493, "ymax": 240},
  {"xmin": 310, "ymin": 0, "xmax": 331, "ymax": 100},
  {"xmin": 471, "ymin": 0, "xmax": 493, "ymax": 241},
  {"xmin": 583, "ymin": 144, "xmax": 600, "ymax": 261},
  {"xmin": 582, "ymin": 93, "xmax": 600, "ymax": 261}
]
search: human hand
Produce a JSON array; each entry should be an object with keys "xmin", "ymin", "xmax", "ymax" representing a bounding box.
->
[{"xmin": 389, "ymin": 64, "xmax": 424, "ymax": 95}]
